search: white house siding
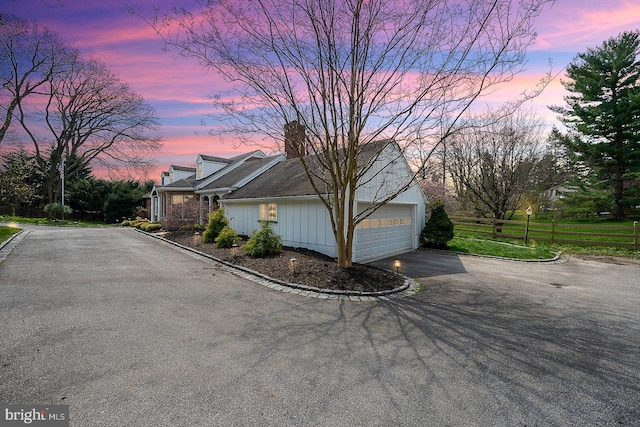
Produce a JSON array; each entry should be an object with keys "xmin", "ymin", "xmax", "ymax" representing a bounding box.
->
[
  {"xmin": 351, "ymin": 143, "xmax": 427, "ymax": 262},
  {"xmin": 223, "ymin": 198, "xmax": 337, "ymax": 259}
]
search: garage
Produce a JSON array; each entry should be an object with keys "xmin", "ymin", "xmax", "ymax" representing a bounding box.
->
[{"xmin": 354, "ymin": 203, "xmax": 415, "ymax": 262}]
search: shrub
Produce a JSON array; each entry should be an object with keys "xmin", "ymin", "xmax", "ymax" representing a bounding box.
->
[
  {"xmin": 141, "ymin": 223, "xmax": 162, "ymax": 232},
  {"xmin": 244, "ymin": 221, "xmax": 282, "ymax": 257},
  {"xmin": 133, "ymin": 218, "xmax": 150, "ymax": 229},
  {"xmin": 421, "ymin": 200, "xmax": 454, "ymax": 249},
  {"xmin": 203, "ymin": 209, "xmax": 229, "ymax": 243},
  {"xmin": 215, "ymin": 226, "xmax": 240, "ymax": 248},
  {"xmin": 43, "ymin": 203, "xmax": 72, "ymax": 220}
]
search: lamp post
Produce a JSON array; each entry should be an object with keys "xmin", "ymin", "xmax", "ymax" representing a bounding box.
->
[
  {"xmin": 59, "ymin": 160, "xmax": 65, "ymax": 221},
  {"xmin": 525, "ymin": 206, "xmax": 533, "ymax": 245},
  {"xmin": 394, "ymin": 259, "xmax": 400, "ymax": 275}
]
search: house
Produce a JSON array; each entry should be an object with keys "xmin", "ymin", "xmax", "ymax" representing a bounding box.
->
[
  {"xmin": 541, "ymin": 185, "xmax": 578, "ymax": 211},
  {"xmin": 148, "ymin": 151, "xmax": 284, "ymax": 225},
  {"xmin": 221, "ymin": 134, "xmax": 427, "ymax": 263}
]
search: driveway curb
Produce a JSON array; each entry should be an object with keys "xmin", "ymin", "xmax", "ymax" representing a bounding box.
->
[
  {"xmin": 0, "ymin": 230, "xmax": 28, "ymax": 265},
  {"xmin": 418, "ymin": 247, "xmax": 567, "ymax": 263},
  {"xmin": 136, "ymin": 228, "xmax": 421, "ymax": 301}
]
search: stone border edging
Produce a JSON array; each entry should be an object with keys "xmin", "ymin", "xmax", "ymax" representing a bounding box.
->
[
  {"xmin": 418, "ymin": 247, "xmax": 565, "ymax": 263},
  {"xmin": 0, "ymin": 230, "xmax": 28, "ymax": 265},
  {"xmin": 136, "ymin": 228, "xmax": 420, "ymax": 301}
]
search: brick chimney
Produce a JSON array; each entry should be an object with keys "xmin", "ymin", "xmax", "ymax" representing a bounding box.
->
[{"xmin": 284, "ymin": 121, "xmax": 306, "ymax": 159}]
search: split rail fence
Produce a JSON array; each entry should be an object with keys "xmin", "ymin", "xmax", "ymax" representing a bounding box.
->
[{"xmin": 450, "ymin": 216, "xmax": 639, "ymax": 252}]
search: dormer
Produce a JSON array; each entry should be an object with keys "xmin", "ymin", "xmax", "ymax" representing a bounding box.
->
[
  {"xmin": 161, "ymin": 171, "xmax": 170, "ymax": 185},
  {"xmin": 168, "ymin": 165, "xmax": 196, "ymax": 183},
  {"xmin": 196, "ymin": 155, "xmax": 232, "ymax": 180}
]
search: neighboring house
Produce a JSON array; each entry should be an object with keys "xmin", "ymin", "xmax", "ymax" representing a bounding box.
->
[
  {"xmin": 221, "ymin": 137, "xmax": 427, "ymax": 263},
  {"xmin": 542, "ymin": 185, "xmax": 578, "ymax": 210},
  {"xmin": 149, "ymin": 150, "xmax": 284, "ymax": 224}
]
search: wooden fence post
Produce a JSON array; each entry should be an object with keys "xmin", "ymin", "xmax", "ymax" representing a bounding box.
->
[
  {"xmin": 634, "ymin": 221, "xmax": 638, "ymax": 252},
  {"xmin": 492, "ymin": 218, "xmax": 496, "ymax": 238},
  {"xmin": 551, "ymin": 220, "xmax": 556, "ymax": 245}
]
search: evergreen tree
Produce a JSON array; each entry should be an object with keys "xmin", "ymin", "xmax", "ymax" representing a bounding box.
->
[
  {"xmin": 551, "ymin": 31, "xmax": 640, "ymax": 219},
  {"xmin": 421, "ymin": 201, "xmax": 454, "ymax": 249},
  {"xmin": 202, "ymin": 209, "xmax": 229, "ymax": 243}
]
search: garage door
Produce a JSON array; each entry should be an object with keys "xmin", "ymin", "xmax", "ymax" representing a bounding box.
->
[{"xmin": 355, "ymin": 203, "xmax": 414, "ymax": 262}]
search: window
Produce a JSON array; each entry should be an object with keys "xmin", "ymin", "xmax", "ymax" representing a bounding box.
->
[
  {"xmin": 379, "ymin": 219, "xmax": 386, "ymax": 227},
  {"xmin": 362, "ymin": 219, "xmax": 370, "ymax": 228},
  {"xmin": 371, "ymin": 219, "xmax": 379, "ymax": 227},
  {"xmin": 169, "ymin": 171, "xmax": 174, "ymax": 183},
  {"xmin": 259, "ymin": 203, "xmax": 277, "ymax": 221},
  {"xmin": 171, "ymin": 194, "xmax": 182, "ymax": 205},
  {"xmin": 197, "ymin": 162, "xmax": 203, "ymax": 179}
]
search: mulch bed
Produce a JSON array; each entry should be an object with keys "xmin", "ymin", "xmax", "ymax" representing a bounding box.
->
[{"xmin": 165, "ymin": 231, "xmax": 403, "ymax": 292}]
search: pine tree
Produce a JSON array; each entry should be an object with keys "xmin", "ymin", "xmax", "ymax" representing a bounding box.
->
[{"xmin": 551, "ymin": 31, "xmax": 640, "ymax": 219}]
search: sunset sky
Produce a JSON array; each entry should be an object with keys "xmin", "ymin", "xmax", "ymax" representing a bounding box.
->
[{"xmin": 3, "ymin": 0, "xmax": 640, "ymax": 182}]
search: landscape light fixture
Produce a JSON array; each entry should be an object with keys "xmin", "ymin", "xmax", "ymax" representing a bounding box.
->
[
  {"xmin": 290, "ymin": 257, "xmax": 298, "ymax": 274},
  {"xmin": 394, "ymin": 259, "xmax": 401, "ymax": 275}
]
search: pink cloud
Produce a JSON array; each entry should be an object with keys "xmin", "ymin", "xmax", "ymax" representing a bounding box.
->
[{"xmin": 534, "ymin": 1, "xmax": 640, "ymax": 52}]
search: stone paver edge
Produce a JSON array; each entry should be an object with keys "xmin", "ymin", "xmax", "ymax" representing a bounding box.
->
[
  {"xmin": 136, "ymin": 229, "xmax": 420, "ymax": 301},
  {"xmin": 0, "ymin": 230, "xmax": 29, "ymax": 265}
]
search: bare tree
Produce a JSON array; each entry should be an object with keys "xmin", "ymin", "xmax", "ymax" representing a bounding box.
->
[
  {"xmin": 447, "ymin": 109, "xmax": 549, "ymax": 220},
  {"xmin": 144, "ymin": 0, "xmax": 554, "ymax": 266},
  {"xmin": 16, "ymin": 56, "xmax": 162, "ymax": 204},
  {"xmin": 0, "ymin": 13, "xmax": 71, "ymax": 144}
]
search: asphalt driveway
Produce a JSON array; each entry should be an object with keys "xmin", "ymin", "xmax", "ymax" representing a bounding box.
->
[{"xmin": 1, "ymin": 226, "xmax": 639, "ymax": 426}]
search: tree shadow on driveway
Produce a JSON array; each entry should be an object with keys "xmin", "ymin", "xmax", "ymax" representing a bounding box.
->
[{"xmin": 352, "ymin": 274, "xmax": 640, "ymax": 425}]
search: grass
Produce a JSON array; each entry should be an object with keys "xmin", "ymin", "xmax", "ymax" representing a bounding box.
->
[
  {"xmin": 0, "ymin": 215, "xmax": 107, "ymax": 227},
  {"xmin": 0, "ymin": 225, "xmax": 22, "ymax": 244},
  {"xmin": 451, "ymin": 214, "xmax": 640, "ymax": 260},
  {"xmin": 447, "ymin": 236, "xmax": 558, "ymax": 260}
]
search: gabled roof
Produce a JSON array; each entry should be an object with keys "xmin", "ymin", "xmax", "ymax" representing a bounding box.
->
[
  {"xmin": 162, "ymin": 174, "xmax": 197, "ymax": 189},
  {"xmin": 198, "ymin": 154, "xmax": 233, "ymax": 163},
  {"xmin": 198, "ymin": 156, "xmax": 282, "ymax": 191},
  {"xmin": 170, "ymin": 165, "xmax": 196, "ymax": 172},
  {"xmin": 222, "ymin": 158, "xmax": 318, "ymax": 199},
  {"xmin": 223, "ymin": 140, "xmax": 393, "ymax": 200}
]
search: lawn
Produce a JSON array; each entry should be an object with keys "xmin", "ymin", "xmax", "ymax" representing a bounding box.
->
[
  {"xmin": 451, "ymin": 214, "xmax": 640, "ymax": 260},
  {"xmin": 0, "ymin": 215, "xmax": 107, "ymax": 227},
  {"xmin": 448, "ymin": 236, "xmax": 558, "ymax": 260},
  {"xmin": 0, "ymin": 225, "xmax": 22, "ymax": 244}
]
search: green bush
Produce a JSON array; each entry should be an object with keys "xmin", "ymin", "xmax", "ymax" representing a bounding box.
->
[
  {"xmin": 244, "ymin": 221, "xmax": 282, "ymax": 257},
  {"xmin": 43, "ymin": 203, "xmax": 72, "ymax": 220},
  {"xmin": 141, "ymin": 223, "xmax": 162, "ymax": 232},
  {"xmin": 421, "ymin": 200, "xmax": 454, "ymax": 248},
  {"xmin": 215, "ymin": 226, "xmax": 240, "ymax": 248},
  {"xmin": 203, "ymin": 209, "xmax": 229, "ymax": 243}
]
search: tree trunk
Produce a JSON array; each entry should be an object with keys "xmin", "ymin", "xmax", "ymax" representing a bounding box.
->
[{"xmin": 614, "ymin": 133, "xmax": 626, "ymax": 220}]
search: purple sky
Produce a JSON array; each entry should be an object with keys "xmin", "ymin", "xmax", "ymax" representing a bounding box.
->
[{"xmin": 3, "ymin": 0, "xmax": 640, "ymax": 181}]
